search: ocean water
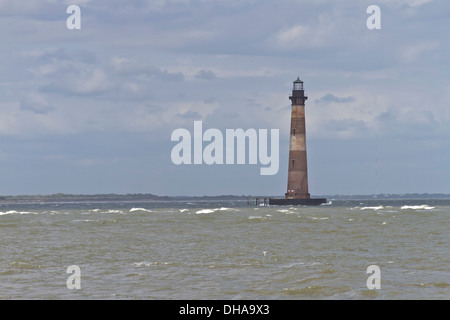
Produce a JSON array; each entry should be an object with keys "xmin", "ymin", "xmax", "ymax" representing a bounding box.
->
[{"xmin": 0, "ymin": 199, "xmax": 449, "ymax": 300}]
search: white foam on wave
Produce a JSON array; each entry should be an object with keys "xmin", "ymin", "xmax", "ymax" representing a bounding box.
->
[
  {"xmin": 196, "ymin": 209, "xmax": 215, "ymax": 214},
  {"xmin": 276, "ymin": 208, "xmax": 297, "ymax": 215},
  {"xmin": 401, "ymin": 204, "xmax": 435, "ymax": 210},
  {"xmin": 248, "ymin": 215, "xmax": 268, "ymax": 220},
  {"xmin": 283, "ymin": 262, "xmax": 305, "ymax": 268},
  {"xmin": 216, "ymin": 207, "xmax": 236, "ymax": 211},
  {"xmin": 89, "ymin": 209, "xmax": 124, "ymax": 214},
  {"xmin": 103, "ymin": 209, "xmax": 123, "ymax": 214},
  {"xmin": 0, "ymin": 210, "xmax": 39, "ymax": 216},
  {"xmin": 195, "ymin": 207, "xmax": 238, "ymax": 214},
  {"xmin": 129, "ymin": 208, "xmax": 152, "ymax": 213},
  {"xmin": 308, "ymin": 216, "xmax": 330, "ymax": 220},
  {"xmin": 133, "ymin": 261, "xmax": 170, "ymax": 267},
  {"xmin": 360, "ymin": 206, "xmax": 384, "ymax": 211},
  {"xmin": 45, "ymin": 210, "xmax": 64, "ymax": 215},
  {"xmin": 133, "ymin": 261, "xmax": 153, "ymax": 267},
  {"xmin": 73, "ymin": 218, "xmax": 117, "ymax": 223}
]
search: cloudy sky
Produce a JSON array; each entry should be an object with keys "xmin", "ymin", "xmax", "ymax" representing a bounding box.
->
[{"xmin": 1, "ymin": 0, "xmax": 449, "ymax": 197}]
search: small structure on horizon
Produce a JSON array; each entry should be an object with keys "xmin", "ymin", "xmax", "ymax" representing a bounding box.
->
[{"xmin": 269, "ymin": 77, "xmax": 327, "ymax": 206}]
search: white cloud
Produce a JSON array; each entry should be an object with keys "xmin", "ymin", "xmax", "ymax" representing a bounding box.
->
[
  {"xmin": 20, "ymin": 93, "xmax": 55, "ymax": 114},
  {"xmin": 381, "ymin": 0, "xmax": 434, "ymax": 7},
  {"xmin": 398, "ymin": 41, "xmax": 439, "ymax": 63},
  {"xmin": 307, "ymin": 88, "xmax": 392, "ymax": 140},
  {"xmin": 275, "ymin": 25, "xmax": 308, "ymax": 43},
  {"xmin": 408, "ymin": 0, "xmax": 433, "ymax": 6},
  {"xmin": 69, "ymin": 68, "xmax": 111, "ymax": 95},
  {"xmin": 110, "ymin": 57, "xmax": 185, "ymax": 82},
  {"xmin": 270, "ymin": 11, "xmax": 337, "ymax": 51}
]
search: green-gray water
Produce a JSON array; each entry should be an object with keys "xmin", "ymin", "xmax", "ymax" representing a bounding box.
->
[{"xmin": 1, "ymin": 199, "xmax": 449, "ymax": 299}]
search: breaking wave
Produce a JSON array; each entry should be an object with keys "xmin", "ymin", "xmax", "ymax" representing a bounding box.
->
[
  {"xmin": 195, "ymin": 207, "xmax": 238, "ymax": 214},
  {"xmin": 196, "ymin": 209, "xmax": 215, "ymax": 214},
  {"xmin": 129, "ymin": 208, "xmax": 152, "ymax": 213},
  {"xmin": 248, "ymin": 215, "xmax": 269, "ymax": 220},
  {"xmin": 360, "ymin": 206, "xmax": 384, "ymax": 211},
  {"xmin": 0, "ymin": 210, "xmax": 39, "ymax": 216},
  {"xmin": 401, "ymin": 205, "xmax": 435, "ymax": 210}
]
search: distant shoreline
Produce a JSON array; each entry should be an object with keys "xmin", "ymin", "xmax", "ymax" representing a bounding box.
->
[
  {"xmin": 0, "ymin": 193, "xmax": 246, "ymax": 204},
  {"xmin": 1, "ymin": 192, "xmax": 450, "ymax": 204}
]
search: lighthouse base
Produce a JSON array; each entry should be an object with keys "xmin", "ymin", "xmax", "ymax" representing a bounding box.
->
[{"xmin": 269, "ymin": 197, "xmax": 327, "ymax": 206}]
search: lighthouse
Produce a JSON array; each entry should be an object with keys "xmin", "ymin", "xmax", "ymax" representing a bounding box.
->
[
  {"xmin": 286, "ymin": 77, "xmax": 310, "ymax": 199},
  {"xmin": 269, "ymin": 77, "xmax": 326, "ymax": 206}
]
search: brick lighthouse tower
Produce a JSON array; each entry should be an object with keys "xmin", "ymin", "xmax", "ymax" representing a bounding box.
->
[
  {"xmin": 270, "ymin": 77, "xmax": 326, "ymax": 206},
  {"xmin": 286, "ymin": 77, "xmax": 310, "ymax": 200}
]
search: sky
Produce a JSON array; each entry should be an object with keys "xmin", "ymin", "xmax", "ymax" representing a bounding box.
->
[{"xmin": 1, "ymin": 0, "xmax": 449, "ymax": 197}]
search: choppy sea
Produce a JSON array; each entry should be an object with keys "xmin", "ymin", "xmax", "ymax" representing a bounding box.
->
[{"xmin": 0, "ymin": 199, "xmax": 449, "ymax": 300}]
